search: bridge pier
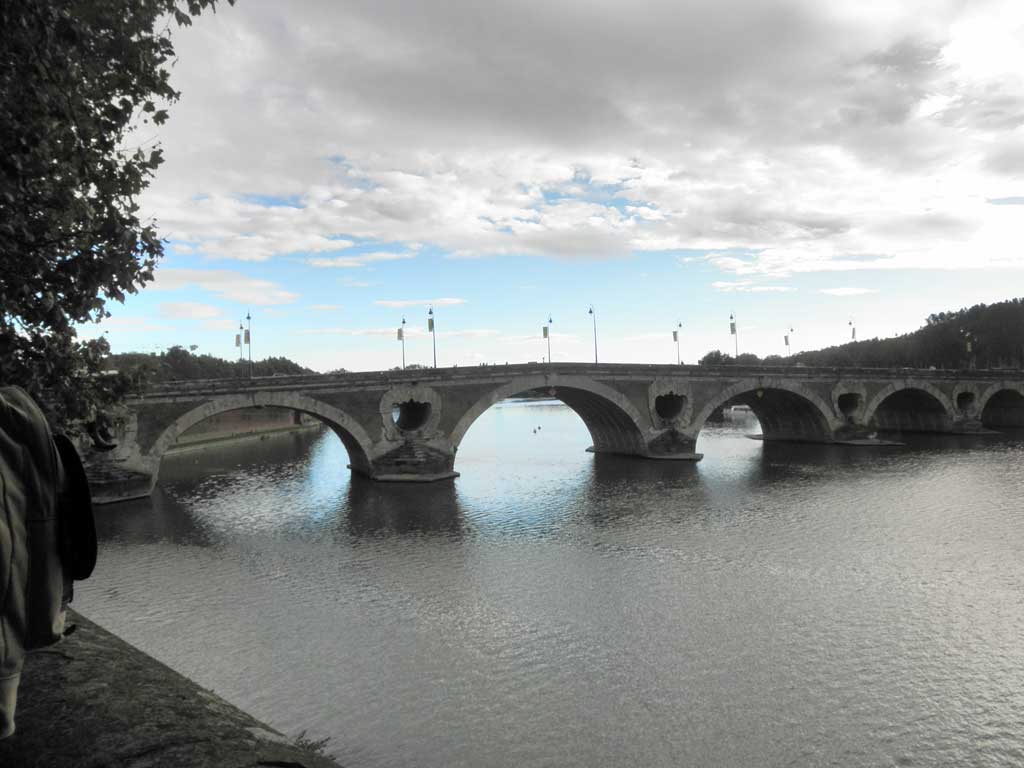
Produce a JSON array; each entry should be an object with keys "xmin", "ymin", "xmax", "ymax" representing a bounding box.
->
[
  {"xmin": 637, "ymin": 429, "xmax": 702, "ymax": 460},
  {"xmin": 353, "ymin": 443, "xmax": 460, "ymax": 483},
  {"xmin": 587, "ymin": 433, "xmax": 703, "ymax": 461}
]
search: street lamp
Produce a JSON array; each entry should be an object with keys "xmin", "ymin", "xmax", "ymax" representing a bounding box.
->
[
  {"xmin": 398, "ymin": 317, "xmax": 406, "ymax": 370},
  {"xmin": 849, "ymin": 318, "xmax": 856, "ymax": 341},
  {"xmin": 428, "ymin": 306, "xmax": 437, "ymax": 368},
  {"xmin": 785, "ymin": 327, "xmax": 794, "ymax": 357},
  {"xmin": 673, "ymin": 322, "xmax": 682, "ymax": 365},
  {"xmin": 960, "ymin": 328, "xmax": 974, "ymax": 369},
  {"xmin": 729, "ymin": 313, "xmax": 739, "ymax": 357},
  {"xmin": 236, "ymin": 321, "xmax": 244, "ymax": 363},
  {"xmin": 543, "ymin": 315, "xmax": 552, "ymax": 364},
  {"xmin": 588, "ymin": 306, "xmax": 598, "ymax": 364},
  {"xmin": 245, "ymin": 311, "xmax": 253, "ymax": 377}
]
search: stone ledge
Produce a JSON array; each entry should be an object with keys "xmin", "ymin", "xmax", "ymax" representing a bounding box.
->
[{"xmin": 0, "ymin": 609, "xmax": 342, "ymax": 768}]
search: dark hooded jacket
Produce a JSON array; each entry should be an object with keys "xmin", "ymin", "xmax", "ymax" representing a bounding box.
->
[{"xmin": 0, "ymin": 386, "xmax": 95, "ymax": 738}]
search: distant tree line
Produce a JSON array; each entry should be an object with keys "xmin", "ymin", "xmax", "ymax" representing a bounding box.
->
[
  {"xmin": 698, "ymin": 298, "xmax": 1024, "ymax": 370},
  {"xmin": 106, "ymin": 299, "xmax": 1023, "ymax": 387},
  {"xmin": 107, "ymin": 346, "xmax": 314, "ymax": 383}
]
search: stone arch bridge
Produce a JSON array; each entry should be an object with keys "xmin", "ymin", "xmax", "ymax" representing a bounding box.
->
[{"xmin": 95, "ymin": 363, "xmax": 1024, "ymax": 500}]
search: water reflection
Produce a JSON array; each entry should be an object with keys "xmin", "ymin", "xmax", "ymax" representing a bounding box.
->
[
  {"xmin": 77, "ymin": 402, "xmax": 1024, "ymax": 768},
  {"xmin": 344, "ymin": 476, "xmax": 465, "ymax": 538}
]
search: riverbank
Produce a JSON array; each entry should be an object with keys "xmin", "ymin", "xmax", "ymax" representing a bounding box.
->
[{"xmin": 0, "ymin": 609, "xmax": 342, "ymax": 768}]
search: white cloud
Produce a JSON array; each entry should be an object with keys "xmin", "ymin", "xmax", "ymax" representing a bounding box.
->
[
  {"xmin": 499, "ymin": 332, "xmax": 578, "ymax": 344},
  {"xmin": 149, "ymin": 268, "xmax": 299, "ymax": 305},
  {"xmin": 712, "ymin": 280, "xmax": 754, "ymax": 291},
  {"xmin": 712, "ymin": 281, "xmax": 794, "ymax": 293},
  {"xmin": 300, "ymin": 327, "xmax": 399, "ymax": 337},
  {"xmin": 135, "ymin": 0, "xmax": 1024, "ymax": 276},
  {"xmin": 374, "ymin": 297, "xmax": 467, "ymax": 308},
  {"xmin": 88, "ymin": 316, "xmax": 170, "ymax": 335},
  {"xmin": 155, "ymin": 302, "xmax": 243, "ymax": 332},
  {"xmin": 300, "ymin": 326, "xmax": 496, "ymax": 339},
  {"xmin": 819, "ymin": 287, "xmax": 880, "ymax": 296},
  {"xmin": 440, "ymin": 329, "xmax": 500, "ymax": 339},
  {"xmin": 159, "ymin": 301, "xmax": 223, "ymax": 319},
  {"xmin": 310, "ymin": 304, "xmax": 342, "ymax": 311},
  {"xmin": 306, "ymin": 252, "xmax": 415, "ymax": 268},
  {"xmin": 622, "ymin": 332, "xmax": 675, "ymax": 342},
  {"xmin": 202, "ymin": 318, "xmax": 238, "ymax": 331}
]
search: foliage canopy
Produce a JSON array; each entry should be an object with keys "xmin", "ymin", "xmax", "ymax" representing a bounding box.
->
[
  {"xmin": 697, "ymin": 298, "xmax": 1024, "ymax": 370},
  {"xmin": 108, "ymin": 347, "xmax": 315, "ymax": 383},
  {"xmin": 0, "ymin": 0, "xmax": 231, "ymax": 428}
]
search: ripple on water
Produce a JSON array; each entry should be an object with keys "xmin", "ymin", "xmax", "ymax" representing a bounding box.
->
[{"xmin": 79, "ymin": 407, "xmax": 1024, "ymax": 768}]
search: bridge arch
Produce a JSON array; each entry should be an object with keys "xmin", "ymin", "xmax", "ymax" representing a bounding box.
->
[
  {"xmin": 149, "ymin": 391, "xmax": 375, "ymax": 475},
  {"xmin": 449, "ymin": 374, "xmax": 649, "ymax": 456},
  {"xmin": 692, "ymin": 379, "xmax": 838, "ymax": 441},
  {"xmin": 863, "ymin": 382, "xmax": 956, "ymax": 433},
  {"xmin": 977, "ymin": 382, "xmax": 1024, "ymax": 428}
]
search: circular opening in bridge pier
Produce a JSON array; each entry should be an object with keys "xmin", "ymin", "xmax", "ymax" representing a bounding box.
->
[
  {"xmin": 837, "ymin": 392, "xmax": 861, "ymax": 417},
  {"xmin": 956, "ymin": 391, "xmax": 975, "ymax": 412},
  {"xmin": 392, "ymin": 400, "xmax": 432, "ymax": 431},
  {"xmin": 654, "ymin": 393, "xmax": 686, "ymax": 421}
]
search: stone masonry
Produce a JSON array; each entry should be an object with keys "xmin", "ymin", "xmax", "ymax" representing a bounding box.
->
[{"xmin": 88, "ymin": 363, "xmax": 1024, "ymax": 501}]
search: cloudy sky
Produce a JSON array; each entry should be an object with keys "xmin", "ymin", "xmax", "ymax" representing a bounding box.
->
[{"xmin": 95, "ymin": 0, "xmax": 1024, "ymax": 371}]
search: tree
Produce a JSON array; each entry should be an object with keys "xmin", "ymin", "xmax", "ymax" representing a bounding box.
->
[
  {"xmin": 789, "ymin": 298, "xmax": 1024, "ymax": 370},
  {"xmin": 1, "ymin": 0, "xmax": 232, "ymax": 429},
  {"xmin": 698, "ymin": 350, "xmax": 732, "ymax": 366},
  {"xmin": 108, "ymin": 347, "xmax": 315, "ymax": 382}
]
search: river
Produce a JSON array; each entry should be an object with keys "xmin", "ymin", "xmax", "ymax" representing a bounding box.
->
[{"xmin": 77, "ymin": 399, "xmax": 1024, "ymax": 767}]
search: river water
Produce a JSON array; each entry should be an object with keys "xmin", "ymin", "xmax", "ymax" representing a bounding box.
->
[{"xmin": 77, "ymin": 400, "xmax": 1024, "ymax": 767}]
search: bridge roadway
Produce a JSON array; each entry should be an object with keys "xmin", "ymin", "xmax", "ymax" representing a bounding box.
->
[{"xmin": 95, "ymin": 363, "xmax": 1024, "ymax": 499}]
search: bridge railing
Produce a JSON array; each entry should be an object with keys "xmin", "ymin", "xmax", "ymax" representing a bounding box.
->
[{"xmin": 125, "ymin": 362, "xmax": 1024, "ymax": 401}]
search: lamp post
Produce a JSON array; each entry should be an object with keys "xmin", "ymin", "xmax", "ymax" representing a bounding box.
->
[
  {"xmin": 428, "ymin": 306, "xmax": 437, "ymax": 368},
  {"xmin": 674, "ymin": 322, "xmax": 682, "ymax": 365},
  {"xmin": 399, "ymin": 317, "xmax": 406, "ymax": 370},
  {"xmin": 543, "ymin": 315, "xmax": 552, "ymax": 364},
  {"xmin": 236, "ymin": 322, "xmax": 244, "ymax": 363},
  {"xmin": 588, "ymin": 306, "xmax": 598, "ymax": 363},
  {"xmin": 849, "ymin": 318, "xmax": 856, "ymax": 341},
  {"xmin": 784, "ymin": 327, "xmax": 793, "ymax": 357},
  {"xmin": 245, "ymin": 311, "xmax": 253, "ymax": 377},
  {"xmin": 729, "ymin": 312, "xmax": 739, "ymax": 357},
  {"xmin": 961, "ymin": 328, "xmax": 974, "ymax": 369}
]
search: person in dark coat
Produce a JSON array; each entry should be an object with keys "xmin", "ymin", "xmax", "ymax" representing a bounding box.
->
[{"xmin": 0, "ymin": 386, "xmax": 96, "ymax": 738}]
